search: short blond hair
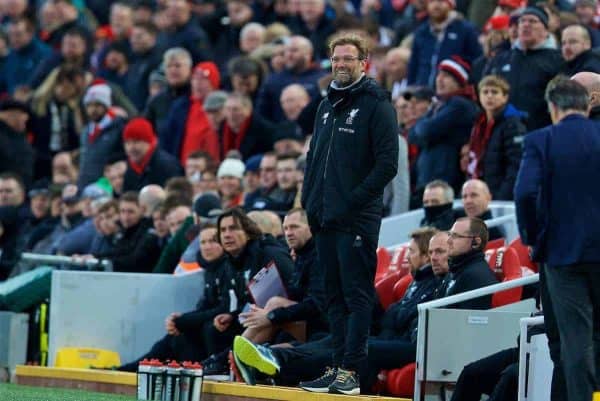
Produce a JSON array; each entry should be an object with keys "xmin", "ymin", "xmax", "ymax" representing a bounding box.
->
[
  {"xmin": 478, "ymin": 75, "xmax": 510, "ymax": 95},
  {"xmin": 329, "ymin": 33, "xmax": 369, "ymax": 60}
]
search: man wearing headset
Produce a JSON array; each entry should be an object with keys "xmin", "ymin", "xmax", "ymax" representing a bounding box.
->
[{"xmin": 443, "ymin": 217, "xmax": 498, "ymax": 309}]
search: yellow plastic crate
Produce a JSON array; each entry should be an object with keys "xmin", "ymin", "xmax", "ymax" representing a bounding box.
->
[{"xmin": 54, "ymin": 347, "xmax": 121, "ymax": 369}]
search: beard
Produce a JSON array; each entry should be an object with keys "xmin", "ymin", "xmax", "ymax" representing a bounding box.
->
[{"xmin": 333, "ymin": 68, "xmax": 354, "ymax": 87}]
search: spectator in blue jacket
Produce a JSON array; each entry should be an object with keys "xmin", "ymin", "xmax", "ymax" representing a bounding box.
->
[
  {"xmin": 407, "ymin": 0, "xmax": 482, "ymax": 87},
  {"xmin": 288, "ymin": 0, "xmax": 336, "ymax": 62},
  {"xmin": 255, "ymin": 35, "xmax": 327, "ymax": 124},
  {"xmin": 159, "ymin": 0, "xmax": 211, "ymax": 63},
  {"xmin": 409, "ymin": 56, "xmax": 479, "ymax": 200},
  {"xmin": 1, "ymin": 18, "xmax": 52, "ymax": 95}
]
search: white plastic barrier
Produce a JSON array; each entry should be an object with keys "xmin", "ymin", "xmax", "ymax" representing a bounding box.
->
[
  {"xmin": 48, "ymin": 270, "xmax": 204, "ymax": 366},
  {"xmin": 414, "ymin": 274, "xmax": 540, "ymax": 400},
  {"xmin": 379, "ymin": 201, "xmax": 518, "ymax": 249},
  {"xmin": 518, "ymin": 316, "xmax": 552, "ymax": 401},
  {"xmin": 0, "ymin": 312, "xmax": 28, "ymax": 372}
]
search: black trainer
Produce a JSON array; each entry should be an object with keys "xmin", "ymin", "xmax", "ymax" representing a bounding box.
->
[
  {"xmin": 328, "ymin": 368, "xmax": 360, "ymax": 395},
  {"xmin": 298, "ymin": 367, "xmax": 337, "ymax": 393},
  {"xmin": 202, "ymin": 351, "xmax": 230, "ymax": 380}
]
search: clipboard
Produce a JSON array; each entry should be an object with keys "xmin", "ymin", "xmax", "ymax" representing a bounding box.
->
[{"xmin": 247, "ymin": 261, "xmax": 288, "ymax": 308}]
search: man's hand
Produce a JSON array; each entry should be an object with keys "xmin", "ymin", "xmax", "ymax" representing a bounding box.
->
[
  {"xmin": 165, "ymin": 312, "xmax": 182, "ymax": 336},
  {"xmin": 239, "ymin": 305, "xmax": 272, "ymax": 329},
  {"xmin": 214, "ymin": 313, "xmax": 233, "ymax": 332}
]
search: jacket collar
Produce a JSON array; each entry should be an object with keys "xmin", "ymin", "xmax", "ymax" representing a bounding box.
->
[
  {"xmin": 414, "ymin": 264, "xmax": 434, "ymax": 281},
  {"xmin": 295, "ymin": 237, "xmax": 315, "ymax": 257},
  {"xmin": 449, "ymin": 250, "xmax": 485, "ymax": 274},
  {"xmin": 327, "ymin": 74, "xmax": 368, "ymax": 110}
]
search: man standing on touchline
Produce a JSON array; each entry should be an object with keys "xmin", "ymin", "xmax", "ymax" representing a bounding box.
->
[{"xmin": 301, "ymin": 33, "xmax": 399, "ymax": 395}]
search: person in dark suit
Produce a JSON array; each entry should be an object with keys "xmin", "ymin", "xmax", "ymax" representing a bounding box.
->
[{"xmin": 515, "ymin": 76, "xmax": 600, "ymax": 401}]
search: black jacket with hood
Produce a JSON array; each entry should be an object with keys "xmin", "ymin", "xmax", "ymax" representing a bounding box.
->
[
  {"xmin": 225, "ymin": 234, "xmax": 295, "ymax": 317},
  {"xmin": 173, "ymin": 254, "xmax": 231, "ymax": 334},
  {"xmin": 302, "ymin": 75, "xmax": 399, "ymax": 244}
]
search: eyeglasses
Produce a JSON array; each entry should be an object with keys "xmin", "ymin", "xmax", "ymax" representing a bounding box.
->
[
  {"xmin": 330, "ymin": 56, "xmax": 362, "ymax": 64},
  {"xmin": 447, "ymin": 231, "xmax": 476, "ymax": 240}
]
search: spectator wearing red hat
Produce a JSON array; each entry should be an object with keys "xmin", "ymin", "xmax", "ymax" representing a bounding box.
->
[
  {"xmin": 122, "ymin": 118, "xmax": 183, "ymax": 192},
  {"xmin": 484, "ymin": 6, "xmax": 563, "ymax": 130},
  {"xmin": 471, "ymin": 14, "xmax": 511, "ymax": 83},
  {"xmin": 407, "ymin": 0, "xmax": 482, "ymax": 87},
  {"xmin": 409, "ymin": 56, "xmax": 479, "ymax": 204},
  {"xmin": 163, "ymin": 61, "xmax": 221, "ymax": 166}
]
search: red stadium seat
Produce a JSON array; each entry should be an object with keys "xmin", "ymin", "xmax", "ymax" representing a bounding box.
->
[
  {"xmin": 384, "ymin": 363, "xmax": 416, "ymax": 397},
  {"xmin": 508, "ymin": 237, "xmax": 539, "ymax": 273},
  {"xmin": 393, "ymin": 274, "xmax": 414, "ymax": 302},
  {"xmin": 375, "ymin": 271, "xmax": 403, "ymax": 310},
  {"xmin": 375, "ymin": 275, "xmax": 416, "ymax": 397},
  {"xmin": 485, "ymin": 237, "xmax": 505, "ymax": 252},
  {"xmin": 491, "ymin": 247, "xmax": 523, "ymax": 307},
  {"xmin": 388, "ymin": 246, "xmax": 409, "ymax": 277},
  {"xmin": 375, "ymin": 247, "xmax": 393, "ymax": 282},
  {"xmin": 485, "ymin": 247, "xmax": 499, "ymax": 269}
]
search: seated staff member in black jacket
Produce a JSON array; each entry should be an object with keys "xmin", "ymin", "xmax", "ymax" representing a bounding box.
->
[
  {"xmin": 239, "ymin": 208, "xmax": 327, "ymax": 345},
  {"xmin": 91, "ymin": 191, "xmax": 152, "ymax": 272},
  {"xmin": 202, "ymin": 207, "xmax": 295, "ymax": 375},
  {"xmin": 116, "ymin": 224, "xmax": 229, "ymax": 371},
  {"xmin": 443, "ymin": 216, "xmax": 498, "ymax": 309}
]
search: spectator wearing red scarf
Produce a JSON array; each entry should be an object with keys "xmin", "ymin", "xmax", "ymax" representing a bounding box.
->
[
  {"xmin": 467, "ymin": 75, "xmax": 526, "ymax": 200},
  {"xmin": 122, "ymin": 117, "xmax": 183, "ymax": 192},
  {"xmin": 220, "ymin": 93, "xmax": 274, "ymax": 160},
  {"xmin": 409, "ymin": 56, "xmax": 479, "ymax": 202},
  {"xmin": 163, "ymin": 61, "xmax": 221, "ymax": 165},
  {"xmin": 78, "ymin": 82, "xmax": 127, "ymax": 188}
]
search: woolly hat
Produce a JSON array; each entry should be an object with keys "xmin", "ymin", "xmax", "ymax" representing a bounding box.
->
[
  {"xmin": 217, "ymin": 158, "xmax": 245, "ymax": 180},
  {"xmin": 520, "ymin": 6, "xmax": 549, "ymax": 29},
  {"xmin": 122, "ymin": 117, "xmax": 156, "ymax": 143},
  {"xmin": 193, "ymin": 61, "xmax": 221, "ymax": 89},
  {"xmin": 203, "ymin": 90, "xmax": 228, "ymax": 111},
  {"xmin": 244, "ymin": 154, "xmax": 263, "ymax": 174},
  {"xmin": 83, "ymin": 83, "xmax": 112, "ymax": 107},
  {"xmin": 193, "ymin": 193, "xmax": 223, "ymax": 219},
  {"xmin": 484, "ymin": 14, "xmax": 510, "ymax": 33},
  {"xmin": 438, "ymin": 56, "xmax": 471, "ymax": 87}
]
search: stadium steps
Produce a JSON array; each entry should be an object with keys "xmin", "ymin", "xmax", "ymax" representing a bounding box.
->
[{"xmin": 14, "ymin": 365, "xmax": 409, "ymax": 401}]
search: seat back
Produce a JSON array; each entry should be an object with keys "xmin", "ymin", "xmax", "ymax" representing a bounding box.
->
[
  {"xmin": 388, "ymin": 246, "xmax": 409, "ymax": 277},
  {"xmin": 375, "ymin": 247, "xmax": 392, "ymax": 282},
  {"xmin": 375, "ymin": 271, "xmax": 403, "ymax": 310},
  {"xmin": 393, "ymin": 274, "xmax": 414, "ymax": 302},
  {"xmin": 508, "ymin": 237, "xmax": 539, "ymax": 273},
  {"xmin": 385, "ymin": 363, "xmax": 416, "ymax": 397},
  {"xmin": 491, "ymin": 247, "xmax": 523, "ymax": 307},
  {"xmin": 485, "ymin": 237, "xmax": 505, "ymax": 252}
]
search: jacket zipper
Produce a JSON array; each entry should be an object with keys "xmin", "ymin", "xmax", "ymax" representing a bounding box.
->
[{"xmin": 324, "ymin": 117, "xmax": 336, "ymax": 179}]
